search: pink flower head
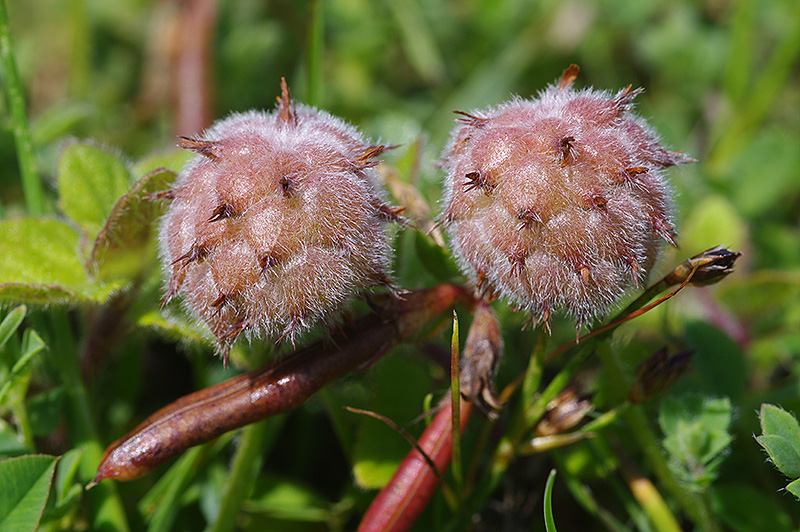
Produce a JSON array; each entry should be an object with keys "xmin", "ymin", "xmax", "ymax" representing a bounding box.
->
[
  {"xmin": 159, "ymin": 80, "xmax": 399, "ymax": 361},
  {"xmin": 441, "ymin": 66, "xmax": 692, "ymax": 330}
]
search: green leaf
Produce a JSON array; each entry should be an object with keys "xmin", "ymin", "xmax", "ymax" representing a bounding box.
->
[
  {"xmin": 785, "ymin": 478, "xmax": 800, "ymax": 500},
  {"xmin": 39, "ymin": 449, "xmax": 84, "ymax": 523},
  {"xmin": 57, "ymin": 142, "xmax": 132, "ymax": 239},
  {"xmin": 243, "ymin": 474, "xmax": 330, "ymax": 522},
  {"xmin": 385, "ymin": 0, "xmax": 446, "ymax": 85},
  {"xmin": 0, "ymin": 421, "xmax": 29, "ymax": 459},
  {"xmin": 139, "ymin": 435, "xmax": 234, "ymax": 532},
  {"xmin": 0, "ymin": 306, "xmax": 26, "ymax": 351},
  {"xmin": 30, "ymin": 102, "xmax": 94, "ymax": 146},
  {"xmin": 137, "ymin": 309, "xmax": 211, "ymax": 346},
  {"xmin": 131, "ymin": 149, "xmax": 190, "ymax": 177},
  {"xmin": 413, "ymin": 231, "xmax": 460, "ymax": 282},
  {"xmin": 680, "ymin": 195, "xmax": 748, "ymax": 260},
  {"xmin": 0, "ymin": 454, "xmax": 59, "ymax": 532},
  {"xmin": 712, "ymin": 483, "xmax": 793, "ymax": 532},
  {"xmin": 88, "ymin": 167, "xmax": 177, "ymax": 280},
  {"xmin": 659, "ymin": 395, "xmax": 733, "ymax": 489},
  {"xmin": 0, "ymin": 218, "xmax": 126, "ymax": 304},
  {"xmin": 27, "ymin": 388, "xmax": 64, "ymax": 437},
  {"xmin": 53, "ymin": 449, "xmax": 82, "ymax": 507},
  {"xmin": 726, "ymin": 128, "xmax": 800, "ymax": 219},
  {"xmin": 19, "ymin": 329, "xmax": 44, "ymax": 360},
  {"xmin": 756, "ymin": 435, "xmax": 800, "ymax": 479},
  {"xmin": 760, "ymin": 404, "xmax": 800, "ymax": 449},
  {"xmin": 0, "ymin": 329, "xmax": 46, "ymax": 406},
  {"xmin": 685, "ymin": 321, "xmax": 747, "ymax": 402}
]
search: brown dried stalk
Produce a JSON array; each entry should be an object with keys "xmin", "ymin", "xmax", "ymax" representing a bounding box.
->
[{"xmin": 173, "ymin": 0, "xmax": 216, "ymax": 136}]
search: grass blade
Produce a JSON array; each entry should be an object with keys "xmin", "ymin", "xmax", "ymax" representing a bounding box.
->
[
  {"xmin": 544, "ymin": 468, "xmax": 558, "ymax": 532},
  {"xmin": 0, "ymin": 0, "xmax": 44, "ymax": 215}
]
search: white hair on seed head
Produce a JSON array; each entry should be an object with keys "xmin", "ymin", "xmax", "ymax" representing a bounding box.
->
[{"xmin": 158, "ymin": 80, "xmax": 399, "ymax": 363}]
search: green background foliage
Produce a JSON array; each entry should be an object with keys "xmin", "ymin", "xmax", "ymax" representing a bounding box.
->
[{"xmin": 0, "ymin": 0, "xmax": 798, "ymax": 530}]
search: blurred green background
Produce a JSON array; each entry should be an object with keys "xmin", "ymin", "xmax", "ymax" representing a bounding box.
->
[
  {"xmin": 3, "ymin": 0, "xmax": 798, "ymax": 365},
  {"xmin": 1, "ymin": 0, "xmax": 799, "ymax": 530}
]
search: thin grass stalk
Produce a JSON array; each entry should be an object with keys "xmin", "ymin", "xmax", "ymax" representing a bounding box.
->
[
  {"xmin": 615, "ymin": 439, "xmax": 683, "ymax": 532},
  {"xmin": 68, "ymin": 0, "xmax": 89, "ymax": 98},
  {"xmin": 449, "ymin": 311, "xmax": 462, "ymax": 494},
  {"xmin": 0, "ymin": 0, "xmax": 44, "ymax": 215},
  {"xmin": 144, "ymin": 444, "xmax": 219, "ymax": 532},
  {"xmin": 552, "ymin": 452, "xmax": 633, "ymax": 532}
]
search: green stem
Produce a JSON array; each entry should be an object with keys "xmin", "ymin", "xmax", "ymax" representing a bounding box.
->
[
  {"xmin": 543, "ymin": 469, "xmax": 558, "ymax": 532},
  {"xmin": 47, "ymin": 310, "xmax": 130, "ymax": 532},
  {"xmin": 0, "ymin": 331, "xmax": 34, "ymax": 450},
  {"xmin": 0, "ymin": 0, "xmax": 44, "ymax": 215},
  {"xmin": 11, "ymin": 394, "xmax": 34, "ymax": 450},
  {"xmin": 144, "ymin": 438, "xmax": 231, "ymax": 532},
  {"xmin": 554, "ymin": 451, "xmax": 633, "ymax": 532},
  {"xmin": 68, "ymin": 0, "xmax": 89, "ymax": 98},
  {"xmin": 618, "ymin": 445, "xmax": 683, "ymax": 532},
  {"xmin": 448, "ymin": 344, "xmax": 592, "ymax": 531},
  {"xmin": 448, "ymin": 259, "xmax": 709, "ymax": 530},
  {"xmin": 521, "ymin": 327, "xmax": 548, "ymax": 409},
  {"xmin": 318, "ymin": 387, "xmax": 354, "ymax": 456},
  {"xmin": 206, "ymin": 420, "xmax": 269, "ymax": 532},
  {"xmin": 596, "ymin": 345, "xmax": 719, "ymax": 532},
  {"xmin": 145, "ymin": 446, "xmax": 208, "ymax": 532}
]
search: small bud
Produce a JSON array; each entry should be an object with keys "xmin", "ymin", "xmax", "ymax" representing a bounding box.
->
[
  {"xmin": 535, "ymin": 387, "xmax": 593, "ymax": 436},
  {"xmin": 664, "ymin": 246, "xmax": 741, "ymax": 287},
  {"xmin": 460, "ymin": 301, "xmax": 504, "ymax": 412},
  {"xmin": 629, "ymin": 347, "xmax": 693, "ymax": 403}
]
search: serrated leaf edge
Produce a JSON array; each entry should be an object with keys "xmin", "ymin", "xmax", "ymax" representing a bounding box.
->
[{"xmin": 86, "ymin": 167, "xmax": 176, "ymax": 275}]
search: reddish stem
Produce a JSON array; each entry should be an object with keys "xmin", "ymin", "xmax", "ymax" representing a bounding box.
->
[
  {"xmin": 172, "ymin": 0, "xmax": 216, "ymax": 136},
  {"xmin": 358, "ymin": 396, "xmax": 473, "ymax": 532}
]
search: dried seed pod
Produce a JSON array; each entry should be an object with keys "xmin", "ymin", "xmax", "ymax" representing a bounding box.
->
[
  {"xmin": 91, "ymin": 285, "xmax": 473, "ymax": 485},
  {"xmin": 159, "ymin": 79, "xmax": 398, "ymax": 359},
  {"xmin": 441, "ymin": 65, "xmax": 693, "ymax": 327}
]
